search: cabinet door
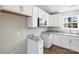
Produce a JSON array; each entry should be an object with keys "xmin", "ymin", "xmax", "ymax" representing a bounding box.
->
[
  {"xmin": 27, "ymin": 6, "xmax": 38, "ymax": 27},
  {"xmin": 49, "ymin": 14, "xmax": 62, "ymax": 27},
  {"xmin": 64, "ymin": 36, "xmax": 71, "ymax": 49},
  {"xmin": 38, "ymin": 8, "xmax": 45, "ymax": 19},
  {"xmin": 38, "ymin": 8, "xmax": 43, "ymax": 19},
  {"xmin": 71, "ymin": 37, "xmax": 79, "ymax": 52},
  {"xmin": 53, "ymin": 34, "xmax": 70, "ymax": 49},
  {"xmin": 27, "ymin": 39, "xmax": 38, "ymax": 54},
  {"xmin": 58, "ymin": 14, "xmax": 62, "ymax": 27},
  {"xmin": 2, "ymin": 5, "xmax": 20, "ymax": 13},
  {"xmin": 38, "ymin": 40, "xmax": 43, "ymax": 54},
  {"xmin": 49, "ymin": 15, "xmax": 58, "ymax": 26},
  {"xmin": 59, "ymin": 35, "xmax": 70, "ymax": 49},
  {"xmin": 53, "ymin": 34, "xmax": 60, "ymax": 46},
  {"xmin": 57, "ymin": 34, "xmax": 65, "ymax": 47},
  {"xmin": 45, "ymin": 13, "xmax": 49, "ymax": 26},
  {"xmin": 22, "ymin": 5, "xmax": 32, "ymax": 16},
  {"xmin": 32, "ymin": 6, "xmax": 38, "ymax": 27}
]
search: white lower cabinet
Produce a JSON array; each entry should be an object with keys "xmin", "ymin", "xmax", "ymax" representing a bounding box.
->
[
  {"xmin": 41, "ymin": 32, "xmax": 53, "ymax": 48},
  {"xmin": 59, "ymin": 35, "xmax": 70, "ymax": 49},
  {"xmin": 53, "ymin": 34, "xmax": 61, "ymax": 46},
  {"xmin": 63, "ymin": 36, "xmax": 70, "ymax": 49},
  {"xmin": 53, "ymin": 33, "xmax": 79, "ymax": 53},
  {"xmin": 71, "ymin": 36, "xmax": 79, "ymax": 52},
  {"xmin": 53, "ymin": 34, "xmax": 70, "ymax": 49},
  {"xmin": 38, "ymin": 40, "xmax": 43, "ymax": 53},
  {"xmin": 27, "ymin": 39, "xmax": 43, "ymax": 54}
]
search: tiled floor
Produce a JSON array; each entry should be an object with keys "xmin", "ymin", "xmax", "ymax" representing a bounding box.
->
[{"xmin": 44, "ymin": 45, "xmax": 79, "ymax": 54}]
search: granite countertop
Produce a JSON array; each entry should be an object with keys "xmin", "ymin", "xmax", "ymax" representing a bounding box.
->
[
  {"xmin": 53, "ymin": 32, "xmax": 79, "ymax": 37},
  {"xmin": 44, "ymin": 31, "xmax": 79, "ymax": 37},
  {"xmin": 27, "ymin": 34, "xmax": 43, "ymax": 42}
]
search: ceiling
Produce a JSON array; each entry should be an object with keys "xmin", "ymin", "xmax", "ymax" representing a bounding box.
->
[{"xmin": 37, "ymin": 5, "xmax": 79, "ymax": 14}]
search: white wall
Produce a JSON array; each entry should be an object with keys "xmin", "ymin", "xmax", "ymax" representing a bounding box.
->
[{"xmin": 0, "ymin": 12, "xmax": 47, "ymax": 54}]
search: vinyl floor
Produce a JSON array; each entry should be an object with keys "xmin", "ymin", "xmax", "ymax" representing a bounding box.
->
[{"xmin": 44, "ymin": 45, "xmax": 79, "ymax": 54}]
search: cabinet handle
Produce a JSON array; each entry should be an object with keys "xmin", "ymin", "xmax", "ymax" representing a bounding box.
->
[{"xmin": 20, "ymin": 6, "xmax": 23, "ymax": 12}]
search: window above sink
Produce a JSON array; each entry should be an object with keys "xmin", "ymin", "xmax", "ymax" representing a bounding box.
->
[{"xmin": 64, "ymin": 16, "xmax": 79, "ymax": 28}]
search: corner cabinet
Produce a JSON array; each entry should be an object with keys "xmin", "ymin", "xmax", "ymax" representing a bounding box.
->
[{"xmin": 49, "ymin": 14, "xmax": 62, "ymax": 27}]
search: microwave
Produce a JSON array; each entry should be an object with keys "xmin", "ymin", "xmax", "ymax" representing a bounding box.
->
[{"xmin": 38, "ymin": 18, "xmax": 47, "ymax": 27}]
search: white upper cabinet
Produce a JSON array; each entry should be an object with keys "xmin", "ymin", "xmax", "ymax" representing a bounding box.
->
[
  {"xmin": 32, "ymin": 6, "xmax": 38, "ymax": 27},
  {"xmin": 0, "ymin": 5, "xmax": 49, "ymax": 28},
  {"xmin": 1, "ymin": 5, "xmax": 20, "ymax": 13},
  {"xmin": 38, "ymin": 8, "xmax": 44, "ymax": 19},
  {"xmin": 21, "ymin": 5, "xmax": 32, "ymax": 16},
  {"xmin": 27, "ymin": 6, "xmax": 39, "ymax": 28},
  {"xmin": 0, "ymin": 5, "xmax": 32, "ymax": 16},
  {"xmin": 38, "ymin": 8, "xmax": 50, "ymax": 27},
  {"xmin": 27, "ymin": 6, "xmax": 50, "ymax": 28},
  {"xmin": 46, "ymin": 13, "xmax": 50, "ymax": 26},
  {"xmin": 49, "ymin": 14, "xmax": 62, "ymax": 27},
  {"xmin": 38, "ymin": 8, "xmax": 49, "ymax": 21}
]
